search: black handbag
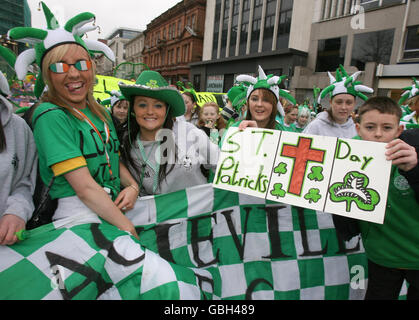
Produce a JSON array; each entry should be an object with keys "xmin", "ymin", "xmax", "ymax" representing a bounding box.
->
[{"xmin": 26, "ymin": 176, "xmax": 56, "ymax": 230}]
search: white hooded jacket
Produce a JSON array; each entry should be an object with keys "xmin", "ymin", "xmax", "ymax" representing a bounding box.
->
[
  {"xmin": 0, "ymin": 95, "xmax": 37, "ymax": 222},
  {"xmin": 303, "ymin": 111, "xmax": 357, "ymax": 139}
]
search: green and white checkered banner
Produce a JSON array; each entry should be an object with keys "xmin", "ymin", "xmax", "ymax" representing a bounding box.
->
[{"xmin": 0, "ymin": 184, "xmax": 368, "ymax": 300}]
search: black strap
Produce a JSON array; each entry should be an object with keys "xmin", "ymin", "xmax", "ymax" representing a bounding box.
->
[
  {"xmin": 29, "ymin": 176, "xmax": 55, "ymax": 224},
  {"xmin": 29, "ymin": 106, "xmax": 65, "ymax": 225},
  {"xmin": 32, "ymin": 106, "xmax": 63, "ymax": 128}
]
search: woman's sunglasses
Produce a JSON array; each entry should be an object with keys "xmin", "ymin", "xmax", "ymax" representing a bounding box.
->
[{"xmin": 49, "ymin": 60, "xmax": 92, "ymax": 73}]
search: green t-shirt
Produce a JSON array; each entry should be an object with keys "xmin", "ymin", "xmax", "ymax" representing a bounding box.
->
[
  {"xmin": 359, "ymin": 166, "xmax": 419, "ymax": 269},
  {"xmin": 355, "ymin": 134, "xmax": 419, "ymax": 269},
  {"xmin": 32, "ymin": 103, "xmax": 121, "ymax": 200}
]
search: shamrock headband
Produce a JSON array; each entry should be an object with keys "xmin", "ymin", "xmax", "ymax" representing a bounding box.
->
[
  {"xmin": 0, "ymin": 46, "xmax": 17, "ymax": 96},
  {"xmin": 7, "ymin": 1, "xmax": 115, "ymax": 98},
  {"xmin": 318, "ymin": 65, "xmax": 373, "ymax": 104},
  {"xmin": 235, "ymin": 65, "xmax": 296, "ymax": 117},
  {"xmin": 177, "ymin": 81, "xmax": 198, "ymax": 103},
  {"xmin": 399, "ymin": 77, "xmax": 419, "ymax": 106}
]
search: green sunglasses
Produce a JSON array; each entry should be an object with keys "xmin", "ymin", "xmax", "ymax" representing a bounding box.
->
[{"xmin": 49, "ymin": 60, "xmax": 92, "ymax": 73}]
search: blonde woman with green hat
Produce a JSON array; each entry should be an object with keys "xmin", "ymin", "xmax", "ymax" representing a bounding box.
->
[
  {"xmin": 8, "ymin": 2, "xmax": 140, "ymax": 237},
  {"xmin": 119, "ymin": 70, "xmax": 219, "ymax": 196}
]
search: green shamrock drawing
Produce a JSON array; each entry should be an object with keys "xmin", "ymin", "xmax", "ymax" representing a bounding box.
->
[
  {"xmin": 270, "ymin": 183, "xmax": 286, "ymax": 199},
  {"xmin": 274, "ymin": 162, "xmax": 288, "ymax": 176},
  {"xmin": 329, "ymin": 171, "xmax": 380, "ymax": 212},
  {"xmin": 308, "ymin": 166, "xmax": 324, "ymax": 182},
  {"xmin": 304, "ymin": 188, "xmax": 322, "ymax": 204}
]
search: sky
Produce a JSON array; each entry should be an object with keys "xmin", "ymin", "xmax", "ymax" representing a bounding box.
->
[{"xmin": 27, "ymin": 0, "xmax": 182, "ymax": 40}]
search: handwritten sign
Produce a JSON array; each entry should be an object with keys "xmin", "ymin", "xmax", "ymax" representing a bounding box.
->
[{"xmin": 214, "ymin": 128, "xmax": 392, "ymax": 224}]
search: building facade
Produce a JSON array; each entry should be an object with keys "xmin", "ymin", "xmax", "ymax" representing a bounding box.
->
[
  {"xmin": 142, "ymin": 0, "xmax": 206, "ymax": 84},
  {"xmin": 0, "ymin": 0, "xmax": 31, "ymax": 55},
  {"xmin": 191, "ymin": 0, "xmax": 313, "ymax": 93},
  {"xmin": 292, "ymin": 0, "xmax": 419, "ymax": 103},
  {"xmin": 125, "ymin": 32, "xmax": 145, "ymax": 65},
  {"xmin": 95, "ymin": 28, "xmax": 142, "ymax": 76}
]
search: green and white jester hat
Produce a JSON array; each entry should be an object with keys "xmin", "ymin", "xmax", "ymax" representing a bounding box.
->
[
  {"xmin": 398, "ymin": 77, "xmax": 419, "ymax": 106},
  {"xmin": 100, "ymin": 90, "xmax": 127, "ymax": 108},
  {"xmin": 7, "ymin": 1, "xmax": 115, "ymax": 98},
  {"xmin": 235, "ymin": 65, "xmax": 296, "ymax": 117},
  {"xmin": 318, "ymin": 65, "xmax": 374, "ymax": 104},
  {"xmin": 0, "ymin": 46, "xmax": 17, "ymax": 96}
]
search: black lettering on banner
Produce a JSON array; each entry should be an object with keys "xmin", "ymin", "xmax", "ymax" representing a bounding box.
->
[
  {"xmin": 219, "ymin": 208, "xmax": 251, "ymax": 260},
  {"xmin": 154, "ymin": 222, "xmax": 181, "ymax": 263},
  {"xmin": 335, "ymin": 231, "xmax": 361, "ymax": 254},
  {"xmin": 296, "ymin": 207, "xmax": 328, "ymax": 257},
  {"xmin": 263, "ymin": 205, "xmax": 291, "ymax": 259},
  {"xmin": 245, "ymin": 278, "xmax": 274, "ymax": 300},
  {"xmin": 190, "ymin": 214, "xmax": 220, "ymax": 267},
  {"xmin": 194, "ymin": 272, "xmax": 215, "ymax": 300},
  {"xmin": 91, "ymin": 224, "xmax": 145, "ymax": 266},
  {"xmin": 46, "ymin": 251, "xmax": 113, "ymax": 300}
]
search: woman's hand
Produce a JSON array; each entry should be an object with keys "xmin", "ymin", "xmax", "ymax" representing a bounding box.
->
[
  {"xmin": 114, "ymin": 185, "xmax": 139, "ymax": 212},
  {"xmin": 0, "ymin": 214, "xmax": 26, "ymax": 246},
  {"xmin": 238, "ymin": 120, "xmax": 258, "ymax": 131},
  {"xmin": 386, "ymin": 139, "xmax": 418, "ymax": 172}
]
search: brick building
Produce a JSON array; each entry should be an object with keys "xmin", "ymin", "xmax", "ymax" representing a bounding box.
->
[{"xmin": 142, "ymin": 0, "xmax": 206, "ymax": 84}]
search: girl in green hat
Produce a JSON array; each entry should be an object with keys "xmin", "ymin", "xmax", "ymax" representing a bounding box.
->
[
  {"xmin": 229, "ymin": 66, "xmax": 296, "ymax": 131},
  {"xmin": 119, "ymin": 70, "xmax": 220, "ymax": 196},
  {"xmin": 7, "ymin": 3, "xmax": 140, "ymax": 238},
  {"xmin": 303, "ymin": 65, "xmax": 373, "ymax": 139}
]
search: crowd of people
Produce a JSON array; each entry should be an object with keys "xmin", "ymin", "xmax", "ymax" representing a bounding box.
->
[{"xmin": 0, "ymin": 2, "xmax": 418, "ymax": 300}]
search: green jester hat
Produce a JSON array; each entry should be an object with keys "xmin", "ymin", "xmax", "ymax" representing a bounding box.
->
[
  {"xmin": 399, "ymin": 78, "xmax": 419, "ymax": 128},
  {"xmin": 100, "ymin": 90, "xmax": 127, "ymax": 108},
  {"xmin": 318, "ymin": 65, "xmax": 374, "ymax": 104},
  {"xmin": 399, "ymin": 77, "xmax": 419, "ymax": 106},
  {"xmin": 0, "ymin": 45, "xmax": 17, "ymax": 96},
  {"xmin": 235, "ymin": 65, "xmax": 296, "ymax": 117},
  {"xmin": 7, "ymin": 1, "xmax": 115, "ymax": 98}
]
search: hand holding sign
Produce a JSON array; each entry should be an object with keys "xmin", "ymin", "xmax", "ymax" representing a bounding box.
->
[{"xmin": 214, "ymin": 128, "xmax": 392, "ymax": 224}]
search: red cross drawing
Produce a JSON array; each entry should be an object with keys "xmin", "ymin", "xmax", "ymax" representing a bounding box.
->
[{"xmin": 281, "ymin": 137, "xmax": 325, "ymax": 196}]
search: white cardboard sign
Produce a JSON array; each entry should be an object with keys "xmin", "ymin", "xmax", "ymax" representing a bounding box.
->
[{"xmin": 213, "ymin": 128, "xmax": 392, "ymax": 224}]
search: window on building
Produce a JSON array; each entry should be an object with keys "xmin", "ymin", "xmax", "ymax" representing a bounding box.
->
[
  {"xmin": 351, "ymin": 29, "xmax": 394, "ymax": 70},
  {"xmin": 229, "ymin": 0, "xmax": 239, "ymax": 56},
  {"xmin": 262, "ymin": 0, "xmax": 277, "ymax": 52},
  {"xmin": 250, "ymin": 0, "xmax": 264, "ymax": 53},
  {"xmin": 403, "ymin": 24, "xmax": 419, "ymax": 60},
  {"xmin": 239, "ymin": 22, "xmax": 249, "ymax": 56},
  {"xmin": 276, "ymin": 0, "xmax": 293, "ymax": 50},
  {"xmin": 250, "ymin": 19, "xmax": 261, "ymax": 53},
  {"xmin": 220, "ymin": 0, "xmax": 230, "ymax": 58},
  {"xmin": 191, "ymin": 14, "xmax": 196, "ymax": 30},
  {"xmin": 239, "ymin": 2, "xmax": 250, "ymax": 56},
  {"xmin": 193, "ymin": 74, "xmax": 201, "ymax": 91},
  {"xmin": 360, "ymin": 0, "xmax": 380, "ymax": 11},
  {"xmin": 316, "ymin": 36, "xmax": 347, "ymax": 72},
  {"xmin": 360, "ymin": 0, "xmax": 405, "ymax": 11},
  {"xmin": 212, "ymin": 0, "xmax": 222, "ymax": 59},
  {"xmin": 183, "ymin": 44, "xmax": 188, "ymax": 62}
]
